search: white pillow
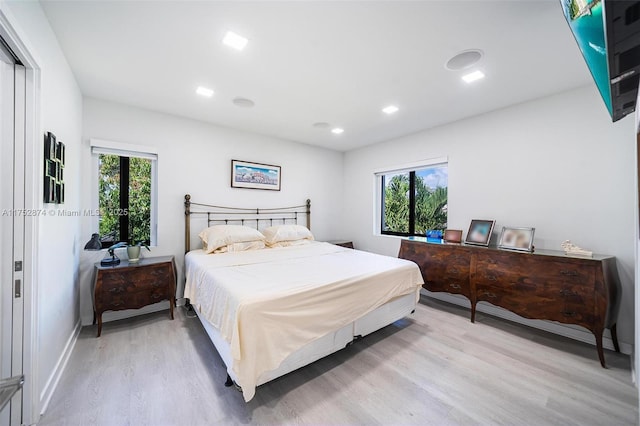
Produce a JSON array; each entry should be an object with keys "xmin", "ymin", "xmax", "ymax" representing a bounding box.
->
[
  {"xmin": 262, "ymin": 224, "xmax": 314, "ymax": 245},
  {"xmin": 213, "ymin": 240, "xmax": 266, "ymax": 254},
  {"xmin": 199, "ymin": 225, "xmax": 265, "ymax": 254},
  {"xmin": 267, "ymin": 239, "xmax": 312, "ymax": 248}
]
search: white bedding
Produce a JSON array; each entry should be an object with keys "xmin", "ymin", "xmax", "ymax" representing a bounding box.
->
[{"xmin": 184, "ymin": 241, "xmax": 423, "ymax": 401}]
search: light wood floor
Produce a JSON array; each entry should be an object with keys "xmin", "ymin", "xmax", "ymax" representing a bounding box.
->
[{"xmin": 39, "ymin": 296, "xmax": 638, "ymax": 425}]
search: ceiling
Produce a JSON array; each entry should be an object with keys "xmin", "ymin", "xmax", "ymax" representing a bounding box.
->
[{"xmin": 39, "ymin": 0, "xmax": 593, "ymax": 152}]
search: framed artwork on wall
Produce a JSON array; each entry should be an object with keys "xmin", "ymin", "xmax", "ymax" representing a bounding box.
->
[
  {"xmin": 498, "ymin": 226, "xmax": 535, "ymax": 252},
  {"xmin": 43, "ymin": 132, "xmax": 65, "ymax": 203},
  {"xmin": 464, "ymin": 219, "xmax": 495, "ymax": 246},
  {"xmin": 231, "ymin": 159, "xmax": 281, "ymax": 191}
]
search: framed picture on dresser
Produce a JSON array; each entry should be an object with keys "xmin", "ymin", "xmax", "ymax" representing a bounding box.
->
[
  {"xmin": 498, "ymin": 227, "xmax": 535, "ymax": 252},
  {"xmin": 464, "ymin": 219, "xmax": 495, "ymax": 246}
]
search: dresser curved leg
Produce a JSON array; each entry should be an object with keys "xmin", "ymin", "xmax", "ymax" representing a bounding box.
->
[
  {"xmin": 595, "ymin": 331, "xmax": 606, "ymax": 368},
  {"xmin": 611, "ymin": 323, "xmax": 620, "ymax": 353},
  {"xmin": 471, "ymin": 302, "xmax": 476, "ymax": 323}
]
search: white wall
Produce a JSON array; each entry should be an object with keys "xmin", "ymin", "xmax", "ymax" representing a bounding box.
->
[
  {"xmin": 1, "ymin": 0, "xmax": 83, "ymax": 417},
  {"xmin": 79, "ymin": 97, "xmax": 344, "ymax": 325},
  {"xmin": 343, "ymin": 85, "xmax": 636, "ymax": 349}
]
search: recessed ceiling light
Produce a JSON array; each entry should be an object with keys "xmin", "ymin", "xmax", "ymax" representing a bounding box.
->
[
  {"xmin": 462, "ymin": 70, "xmax": 485, "ymax": 83},
  {"xmin": 313, "ymin": 122, "xmax": 331, "ymax": 129},
  {"xmin": 331, "ymin": 128, "xmax": 344, "ymax": 134},
  {"xmin": 382, "ymin": 105, "xmax": 399, "ymax": 114},
  {"xmin": 196, "ymin": 86, "xmax": 214, "ymax": 97},
  {"xmin": 446, "ymin": 49, "xmax": 484, "ymax": 71},
  {"xmin": 232, "ymin": 97, "xmax": 255, "ymax": 108},
  {"xmin": 223, "ymin": 31, "xmax": 248, "ymax": 51}
]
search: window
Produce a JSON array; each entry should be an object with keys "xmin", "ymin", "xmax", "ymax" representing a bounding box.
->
[
  {"xmin": 379, "ymin": 162, "xmax": 448, "ymax": 237},
  {"xmin": 91, "ymin": 140, "xmax": 157, "ymax": 248}
]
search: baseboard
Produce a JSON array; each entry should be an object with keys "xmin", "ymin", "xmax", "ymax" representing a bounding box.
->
[
  {"xmin": 39, "ymin": 318, "xmax": 82, "ymax": 415},
  {"xmin": 423, "ymin": 290, "xmax": 633, "ymax": 355}
]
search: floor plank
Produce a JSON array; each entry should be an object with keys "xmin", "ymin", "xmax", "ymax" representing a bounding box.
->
[{"xmin": 38, "ymin": 296, "xmax": 638, "ymax": 425}]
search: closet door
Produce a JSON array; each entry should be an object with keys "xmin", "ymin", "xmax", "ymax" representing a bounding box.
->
[{"xmin": 0, "ymin": 38, "xmax": 26, "ymax": 426}]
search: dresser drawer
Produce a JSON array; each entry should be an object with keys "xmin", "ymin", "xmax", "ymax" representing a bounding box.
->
[
  {"xmin": 535, "ymin": 262, "xmax": 596, "ymax": 288},
  {"xmin": 424, "ymin": 254, "xmax": 470, "ymax": 296},
  {"xmin": 477, "ymin": 282, "xmax": 595, "ymax": 325},
  {"xmin": 476, "ymin": 284, "xmax": 552, "ymax": 314}
]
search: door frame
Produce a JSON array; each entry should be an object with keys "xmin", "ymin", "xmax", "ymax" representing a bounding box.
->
[{"xmin": 0, "ymin": 6, "xmax": 41, "ymax": 425}]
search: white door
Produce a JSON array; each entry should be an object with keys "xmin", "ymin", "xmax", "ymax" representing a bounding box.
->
[{"xmin": 0, "ymin": 39, "xmax": 26, "ymax": 426}]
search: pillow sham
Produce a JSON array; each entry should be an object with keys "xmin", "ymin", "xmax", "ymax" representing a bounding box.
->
[
  {"xmin": 199, "ymin": 225, "xmax": 265, "ymax": 254},
  {"xmin": 267, "ymin": 239, "xmax": 312, "ymax": 248},
  {"xmin": 262, "ymin": 224, "xmax": 314, "ymax": 245},
  {"xmin": 213, "ymin": 240, "xmax": 266, "ymax": 254}
]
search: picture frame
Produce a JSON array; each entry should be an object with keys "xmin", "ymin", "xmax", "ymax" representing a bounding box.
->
[
  {"xmin": 55, "ymin": 141, "xmax": 65, "ymax": 163},
  {"xmin": 43, "ymin": 132, "xmax": 66, "ymax": 204},
  {"xmin": 464, "ymin": 219, "xmax": 495, "ymax": 246},
  {"xmin": 498, "ymin": 226, "xmax": 535, "ymax": 252},
  {"xmin": 231, "ymin": 159, "xmax": 281, "ymax": 191},
  {"xmin": 45, "ymin": 132, "xmax": 56, "ymax": 160},
  {"xmin": 444, "ymin": 229, "xmax": 463, "ymax": 244}
]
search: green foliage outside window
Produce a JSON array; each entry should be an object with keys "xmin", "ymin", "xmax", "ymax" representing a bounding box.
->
[
  {"xmin": 383, "ymin": 167, "xmax": 447, "ymax": 235},
  {"xmin": 98, "ymin": 154, "xmax": 151, "ymax": 244},
  {"xmin": 382, "ymin": 174, "xmax": 410, "ymax": 233}
]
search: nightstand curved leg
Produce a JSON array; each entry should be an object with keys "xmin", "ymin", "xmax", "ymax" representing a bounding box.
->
[
  {"xmin": 96, "ymin": 314, "xmax": 103, "ymax": 337},
  {"xmin": 611, "ymin": 323, "xmax": 620, "ymax": 353},
  {"xmin": 595, "ymin": 331, "xmax": 606, "ymax": 368}
]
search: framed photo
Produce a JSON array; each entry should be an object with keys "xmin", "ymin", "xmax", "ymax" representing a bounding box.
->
[
  {"xmin": 498, "ymin": 227, "xmax": 535, "ymax": 252},
  {"xmin": 464, "ymin": 219, "xmax": 495, "ymax": 246},
  {"xmin": 231, "ymin": 159, "xmax": 281, "ymax": 191},
  {"xmin": 45, "ymin": 132, "xmax": 56, "ymax": 160},
  {"xmin": 444, "ymin": 229, "xmax": 462, "ymax": 244},
  {"xmin": 43, "ymin": 176, "xmax": 55, "ymax": 203},
  {"xmin": 55, "ymin": 141, "xmax": 65, "ymax": 164}
]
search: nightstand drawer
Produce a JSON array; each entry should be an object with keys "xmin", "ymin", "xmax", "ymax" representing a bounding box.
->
[{"xmin": 330, "ymin": 241, "xmax": 354, "ymax": 249}]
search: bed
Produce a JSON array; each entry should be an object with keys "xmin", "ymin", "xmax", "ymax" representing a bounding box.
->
[{"xmin": 183, "ymin": 195, "xmax": 423, "ymax": 401}]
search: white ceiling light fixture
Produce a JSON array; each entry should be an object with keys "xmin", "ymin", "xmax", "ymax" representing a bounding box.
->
[
  {"xmin": 462, "ymin": 70, "xmax": 485, "ymax": 83},
  {"xmin": 445, "ymin": 49, "xmax": 484, "ymax": 71},
  {"xmin": 196, "ymin": 86, "xmax": 214, "ymax": 97},
  {"xmin": 232, "ymin": 97, "xmax": 255, "ymax": 108},
  {"xmin": 331, "ymin": 128, "xmax": 344, "ymax": 134},
  {"xmin": 223, "ymin": 31, "xmax": 248, "ymax": 51},
  {"xmin": 382, "ymin": 105, "xmax": 399, "ymax": 114}
]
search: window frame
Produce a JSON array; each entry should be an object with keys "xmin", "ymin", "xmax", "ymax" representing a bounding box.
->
[
  {"xmin": 90, "ymin": 139, "xmax": 158, "ymax": 248},
  {"xmin": 375, "ymin": 157, "xmax": 448, "ymax": 238}
]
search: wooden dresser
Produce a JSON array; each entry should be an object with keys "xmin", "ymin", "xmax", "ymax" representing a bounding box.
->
[
  {"xmin": 398, "ymin": 239, "xmax": 621, "ymax": 367},
  {"xmin": 93, "ymin": 255, "xmax": 176, "ymax": 337}
]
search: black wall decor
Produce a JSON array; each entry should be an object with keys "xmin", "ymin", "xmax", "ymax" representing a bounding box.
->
[{"xmin": 44, "ymin": 132, "xmax": 65, "ymax": 204}]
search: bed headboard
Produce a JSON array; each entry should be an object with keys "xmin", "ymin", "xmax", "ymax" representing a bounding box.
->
[{"xmin": 184, "ymin": 194, "xmax": 311, "ymax": 253}]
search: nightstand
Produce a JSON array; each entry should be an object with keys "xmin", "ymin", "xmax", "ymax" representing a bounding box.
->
[
  {"xmin": 330, "ymin": 240, "xmax": 354, "ymax": 249},
  {"xmin": 93, "ymin": 255, "xmax": 176, "ymax": 337}
]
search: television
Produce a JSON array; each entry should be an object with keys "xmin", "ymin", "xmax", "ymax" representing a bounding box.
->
[{"xmin": 560, "ymin": 0, "xmax": 640, "ymax": 122}]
